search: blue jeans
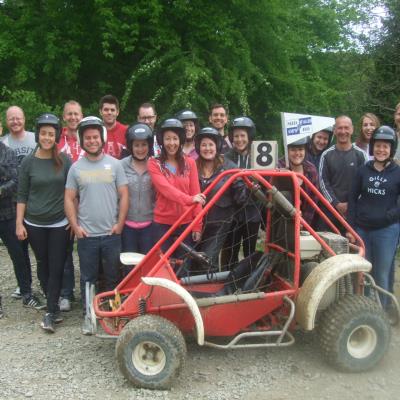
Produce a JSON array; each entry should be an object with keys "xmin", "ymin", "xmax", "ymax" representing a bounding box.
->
[
  {"xmin": 357, "ymin": 223, "xmax": 400, "ymax": 308},
  {"xmin": 121, "ymin": 223, "xmax": 155, "ymax": 254},
  {"xmin": 77, "ymin": 234, "xmax": 121, "ymax": 310},
  {"xmin": 0, "ymin": 218, "xmax": 32, "ymax": 296}
]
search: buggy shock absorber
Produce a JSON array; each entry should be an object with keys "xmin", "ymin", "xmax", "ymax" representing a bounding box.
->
[
  {"xmin": 249, "ymin": 182, "xmax": 296, "ymax": 218},
  {"xmin": 138, "ymin": 286, "xmax": 153, "ymax": 315},
  {"xmin": 138, "ymin": 297, "xmax": 146, "ymax": 315},
  {"xmin": 269, "ymin": 186, "xmax": 296, "ymax": 217}
]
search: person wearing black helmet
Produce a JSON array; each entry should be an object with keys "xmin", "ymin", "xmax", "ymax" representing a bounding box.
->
[
  {"xmin": 148, "ymin": 118, "xmax": 205, "ymax": 255},
  {"xmin": 223, "ymin": 116, "xmax": 262, "ymax": 268},
  {"xmin": 393, "ymin": 102, "xmax": 400, "ymax": 162},
  {"xmin": 278, "ymin": 137, "xmax": 319, "ymax": 226},
  {"xmin": 16, "ymin": 113, "xmax": 72, "ymax": 332},
  {"xmin": 347, "ymin": 126, "xmax": 400, "ymax": 309},
  {"xmin": 305, "ymin": 126, "xmax": 333, "ymax": 170},
  {"xmin": 120, "ymin": 123, "xmax": 155, "ymax": 268},
  {"xmin": 65, "ymin": 116, "xmax": 128, "ymax": 334},
  {"xmin": 176, "ymin": 109, "xmax": 199, "ymax": 160},
  {"xmin": 194, "ymin": 127, "xmax": 247, "ymax": 269}
]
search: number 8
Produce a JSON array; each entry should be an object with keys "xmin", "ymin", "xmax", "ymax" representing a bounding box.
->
[{"xmin": 256, "ymin": 142, "xmax": 273, "ymax": 166}]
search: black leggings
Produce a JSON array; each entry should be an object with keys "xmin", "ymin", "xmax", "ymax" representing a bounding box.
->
[
  {"xmin": 26, "ymin": 224, "xmax": 70, "ymax": 313},
  {"xmin": 221, "ymin": 220, "xmax": 260, "ymax": 270}
]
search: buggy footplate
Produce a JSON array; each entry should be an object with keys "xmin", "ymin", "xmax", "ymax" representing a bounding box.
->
[{"xmin": 203, "ymin": 296, "xmax": 295, "ymax": 349}]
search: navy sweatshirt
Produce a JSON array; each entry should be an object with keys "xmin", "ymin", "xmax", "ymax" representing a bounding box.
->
[{"xmin": 347, "ymin": 161, "xmax": 400, "ymax": 230}]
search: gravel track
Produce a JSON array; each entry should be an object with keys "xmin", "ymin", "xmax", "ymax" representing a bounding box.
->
[{"xmin": 1, "ymin": 245, "xmax": 399, "ymax": 400}]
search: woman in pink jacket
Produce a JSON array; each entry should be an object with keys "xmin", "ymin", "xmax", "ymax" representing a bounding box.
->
[{"xmin": 148, "ymin": 118, "xmax": 205, "ymax": 257}]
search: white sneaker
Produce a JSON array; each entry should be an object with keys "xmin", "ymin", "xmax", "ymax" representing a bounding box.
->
[
  {"xmin": 11, "ymin": 287, "xmax": 22, "ymax": 299},
  {"xmin": 59, "ymin": 297, "xmax": 71, "ymax": 312}
]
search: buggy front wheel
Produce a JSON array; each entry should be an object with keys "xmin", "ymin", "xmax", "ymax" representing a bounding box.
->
[{"xmin": 115, "ymin": 315, "xmax": 186, "ymax": 389}]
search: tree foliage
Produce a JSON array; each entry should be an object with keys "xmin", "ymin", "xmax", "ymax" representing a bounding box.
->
[
  {"xmin": 367, "ymin": 0, "xmax": 400, "ymax": 124},
  {"xmin": 0, "ymin": 0, "xmax": 384, "ymax": 136}
]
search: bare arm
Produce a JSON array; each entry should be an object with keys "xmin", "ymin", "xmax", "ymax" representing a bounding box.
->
[
  {"xmin": 65, "ymin": 188, "xmax": 87, "ymax": 238},
  {"xmin": 16, "ymin": 203, "xmax": 27, "ymax": 240}
]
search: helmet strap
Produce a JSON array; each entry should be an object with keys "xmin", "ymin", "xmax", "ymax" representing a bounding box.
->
[
  {"xmin": 132, "ymin": 154, "xmax": 147, "ymax": 162},
  {"xmin": 374, "ymin": 158, "xmax": 391, "ymax": 167}
]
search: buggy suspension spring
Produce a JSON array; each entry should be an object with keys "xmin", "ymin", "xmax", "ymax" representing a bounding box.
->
[
  {"xmin": 138, "ymin": 298, "xmax": 146, "ymax": 315},
  {"xmin": 337, "ymin": 277, "xmax": 346, "ymax": 298},
  {"xmin": 336, "ymin": 275, "xmax": 353, "ymax": 299},
  {"xmin": 345, "ymin": 274, "xmax": 353, "ymax": 294}
]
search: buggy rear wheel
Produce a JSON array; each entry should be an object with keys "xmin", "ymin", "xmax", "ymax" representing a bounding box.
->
[
  {"xmin": 318, "ymin": 295, "xmax": 391, "ymax": 372},
  {"xmin": 115, "ymin": 315, "xmax": 186, "ymax": 389}
]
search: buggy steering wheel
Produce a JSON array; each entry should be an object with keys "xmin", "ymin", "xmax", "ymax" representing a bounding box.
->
[{"xmin": 178, "ymin": 241, "xmax": 213, "ymax": 269}]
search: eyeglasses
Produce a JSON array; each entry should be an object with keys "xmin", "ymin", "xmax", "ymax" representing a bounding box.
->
[
  {"xmin": 139, "ymin": 115, "xmax": 156, "ymax": 121},
  {"xmin": 7, "ymin": 117, "xmax": 23, "ymax": 122}
]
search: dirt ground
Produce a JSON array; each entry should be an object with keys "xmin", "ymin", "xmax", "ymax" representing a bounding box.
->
[{"xmin": 1, "ymin": 246, "xmax": 399, "ymax": 400}]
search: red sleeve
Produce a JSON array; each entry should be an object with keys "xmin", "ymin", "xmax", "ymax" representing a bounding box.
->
[
  {"xmin": 148, "ymin": 158, "xmax": 194, "ymax": 206},
  {"xmin": 116, "ymin": 123, "xmax": 127, "ymax": 146}
]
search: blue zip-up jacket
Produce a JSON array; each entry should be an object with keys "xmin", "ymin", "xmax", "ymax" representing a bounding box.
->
[{"xmin": 347, "ymin": 160, "xmax": 400, "ymax": 230}]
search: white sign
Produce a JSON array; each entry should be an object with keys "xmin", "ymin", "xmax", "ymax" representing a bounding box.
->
[
  {"xmin": 281, "ymin": 112, "xmax": 334, "ymax": 167},
  {"xmin": 251, "ymin": 141, "xmax": 278, "ymax": 169}
]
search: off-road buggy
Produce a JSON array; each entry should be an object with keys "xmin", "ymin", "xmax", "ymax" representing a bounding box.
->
[{"xmin": 87, "ymin": 169, "xmax": 399, "ymax": 389}]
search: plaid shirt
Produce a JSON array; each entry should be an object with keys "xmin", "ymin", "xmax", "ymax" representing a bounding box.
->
[
  {"xmin": 0, "ymin": 142, "xmax": 18, "ymax": 220},
  {"xmin": 277, "ymin": 158, "xmax": 319, "ymax": 225}
]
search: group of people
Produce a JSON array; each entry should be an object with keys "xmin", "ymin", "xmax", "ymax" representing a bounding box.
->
[
  {"xmin": 280, "ymin": 111, "xmax": 400, "ymax": 311},
  {"xmin": 0, "ymin": 95, "xmax": 399, "ymax": 334}
]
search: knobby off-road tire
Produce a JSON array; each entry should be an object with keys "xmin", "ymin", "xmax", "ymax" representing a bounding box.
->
[
  {"xmin": 115, "ymin": 315, "xmax": 187, "ymax": 389},
  {"xmin": 317, "ymin": 295, "xmax": 391, "ymax": 372}
]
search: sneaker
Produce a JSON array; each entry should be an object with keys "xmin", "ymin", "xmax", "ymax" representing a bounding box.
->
[
  {"xmin": 53, "ymin": 312, "xmax": 64, "ymax": 324},
  {"xmin": 11, "ymin": 287, "xmax": 22, "ymax": 299},
  {"xmin": 23, "ymin": 294, "xmax": 46, "ymax": 311},
  {"xmin": 41, "ymin": 313, "xmax": 55, "ymax": 333},
  {"xmin": 0, "ymin": 297, "xmax": 3, "ymax": 319},
  {"xmin": 59, "ymin": 297, "xmax": 71, "ymax": 312},
  {"xmin": 82, "ymin": 314, "xmax": 94, "ymax": 336}
]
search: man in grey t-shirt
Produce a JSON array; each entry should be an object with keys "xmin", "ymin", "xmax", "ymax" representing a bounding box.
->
[{"xmin": 65, "ymin": 116, "xmax": 128, "ymax": 335}]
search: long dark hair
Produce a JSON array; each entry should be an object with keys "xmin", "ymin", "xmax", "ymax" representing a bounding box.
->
[
  {"xmin": 37, "ymin": 125, "xmax": 64, "ymax": 172},
  {"xmin": 52, "ymin": 146, "xmax": 63, "ymax": 172},
  {"xmin": 196, "ymin": 154, "xmax": 224, "ymax": 177},
  {"xmin": 159, "ymin": 145, "xmax": 187, "ymax": 176}
]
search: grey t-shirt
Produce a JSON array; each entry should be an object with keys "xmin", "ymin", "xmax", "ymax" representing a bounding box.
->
[
  {"xmin": 1, "ymin": 131, "xmax": 36, "ymax": 165},
  {"xmin": 66, "ymin": 154, "xmax": 128, "ymax": 236},
  {"xmin": 120, "ymin": 156, "xmax": 154, "ymax": 222}
]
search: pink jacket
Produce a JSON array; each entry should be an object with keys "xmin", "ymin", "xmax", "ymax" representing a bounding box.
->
[{"xmin": 148, "ymin": 156, "xmax": 202, "ymax": 232}]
